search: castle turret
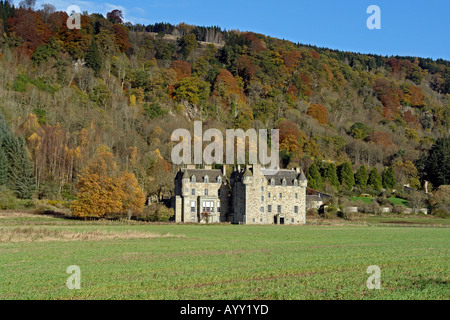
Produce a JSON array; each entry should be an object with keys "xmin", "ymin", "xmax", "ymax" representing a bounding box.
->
[
  {"xmin": 243, "ymin": 166, "xmax": 253, "ymax": 185},
  {"xmin": 182, "ymin": 170, "xmax": 189, "ymax": 196},
  {"xmin": 299, "ymin": 170, "xmax": 308, "ymax": 188}
]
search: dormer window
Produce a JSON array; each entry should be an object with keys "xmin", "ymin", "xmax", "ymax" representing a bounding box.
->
[
  {"xmin": 271, "ymin": 179, "xmax": 275, "ymax": 186},
  {"xmin": 294, "ymin": 180, "xmax": 298, "ymax": 187},
  {"xmin": 282, "ymin": 179, "xmax": 287, "ymax": 187},
  {"xmin": 204, "ymin": 176, "xmax": 209, "ymax": 184},
  {"xmin": 191, "ymin": 175, "xmax": 196, "ymax": 183},
  {"xmin": 217, "ymin": 176, "xmax": 222, "ymax": 184}
]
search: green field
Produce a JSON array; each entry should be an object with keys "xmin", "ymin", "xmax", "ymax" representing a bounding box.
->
[
  {"xmin": 0, "ymin": 212, "xmax": 448, "ymax": 300},
  {"xmin": 349, "ymin": 197, "xmax": 409, "ymax": 207}
]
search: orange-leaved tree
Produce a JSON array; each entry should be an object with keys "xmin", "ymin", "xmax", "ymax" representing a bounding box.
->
[
  {"xmin": 71, "ymin": 145, "xmax": 144, "ymax": 219},
  {"xmin": 307, "ymin": 103, "xmax": 328, "ymax": 124},
  {"xmin": 121, "ymin": 170, "xmax": 146, "ymax": 219}
]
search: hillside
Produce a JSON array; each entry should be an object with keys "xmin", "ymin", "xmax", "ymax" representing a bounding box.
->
[{"xmin": 0, "ymin": 3, "xmax": 449, "ymax": 216}]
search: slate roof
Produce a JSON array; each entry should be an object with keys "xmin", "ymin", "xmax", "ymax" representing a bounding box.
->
[
  {"xmin": 306, "ymin": 195, "xmax": 323, "ymax": 202},
  {"xmin": 262, "ymin": 169, "xmax": 306, "ymax": 186},
  {"xmin": 178, "ymin": 168, "xmax": 224, "ymax": 183}
]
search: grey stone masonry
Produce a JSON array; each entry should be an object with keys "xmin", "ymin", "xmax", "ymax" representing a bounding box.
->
[
  {"xmin": 174, "ymin": 164, "xmax": 308, "ymax": 225},
  {"xmin": 231, "ymin": 165, "xmax": 307, "ymax": 225},
  {"xmin": 174, "ymin": 165, "xmax": 229, "ymax": 223}
]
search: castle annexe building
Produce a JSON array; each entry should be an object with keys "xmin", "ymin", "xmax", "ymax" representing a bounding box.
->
[{"xmin": 174, "ymin": 164, "xmax": 308, "ymax": 225}]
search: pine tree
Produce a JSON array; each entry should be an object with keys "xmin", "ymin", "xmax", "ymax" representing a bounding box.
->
[
  {"xmin": 0, "ymin": 148, "xmax": 7, "ymax": 185},
  {"xmin": 355, "ymin": 165, "xmax": 369, "ymax": 189},
  {"xmin": 368, "ymin": 168, "xmax": 382, "ymax": 191},
  {"xmin": 85, "ymin": 38, "xmax": 101, "ymax": 76},
  {"xmin": 422, "ymin": 136, "xmax": 450, "ymax": 188},
  {"xmin": 324, "ymin": 163, "xmax": 340, "ymax": 189},
  {"xmin": 338, "ymin": 161, "xmax": 355, "ymax": 190},
  {"xmin": 382, "ymin": 166, "xmax": 396, "ymax": 189},
  {"xmin": 0, "ymin": 112, "xmax": 11, "ymax": 187},
  {"xmin": 306, "ymin": 163, "xmax": 322, "ymax": 190},
  {"xmin": 0, "ymin": 112, "xmax": 34, "ymax": 198},
  {"xmin": 5, "ymin": 136, "xmax": 35, "ymax": 198}
]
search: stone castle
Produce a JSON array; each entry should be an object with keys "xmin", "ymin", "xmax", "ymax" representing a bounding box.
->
[{"xmin": 174, "ymin": 164, "xmax": 308, "ymax": 225}]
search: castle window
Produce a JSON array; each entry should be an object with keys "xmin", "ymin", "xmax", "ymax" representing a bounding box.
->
[
  {"xmin": 261, "ymin": 196, "xmax": 264, "ymax": 202},
  {"xmin": 260, "ymin": 218, "xmax": 263, "ymax": 223},
  {"xmin": 252, "ymin": 218, "xmax": 255, "ymax": 223},
  {"xmin": 295, "ymin": 193, "xmax": 298, "ymax": 199},
  {"xmin": 279, "ymin": 193, "xmax": 282, "ymax": 199},
  {"xmin": 192, "ymin": 189, "xmax": 196, "ymax": 196},
  {"xmin": 204, "ymin": 176, "xmax": 209, "ymax": 183},
  {"xmin": 260, "ymin": 207, "xmax": 264, "ymax": 213},
  {"xmin": 217, "ymin": 202, "xmax": 221, "ymax": 212},
  {"xmin": 294, "ymin": 180, "xmax": 298, "ymax": 187},
  {"xmin": 205, "ymin": 189, "xmax": 208, "ymax": 196},
  {"xmin": 271, "ymin": 179, "xmax": 275, "ymax": 186},
  {"xmin": 277, "ymin": 205, "xmax": 282, "ymax": 213},
  {"xmin": 268, "ymin": 192, "xmax": 271, "ymax": 199},
  {"xmin": 268, "ymin": 205, "xmax": 272, "ymax": 213},
  {"xmin": 294, "ymin": 206, "xmax": 299, "ymax": 214},
  {"xmin": 191, "ymin": 176, "xmax": 196, "ymax": 183},
  {"xmin": 261, "ymin": 186, "xmax": 264, "ymax": 192},
  {"xmin": 191, "ymin": 201, "xmax": 196, "ymax": 213},
  {"xmin": 261, "ymin": 178, "xmax": 264, "ymax": 183},
  {"xmin": 291, "ymin": 218, "xmax": 294, "ymax": 223},
  {"xmin": 185, "ymin": 188, "xmax": 189, "ymax": 193},
  {"xmin": 191, "ymin": 216, "xmax": 195, "ymax": 222},
  {"xmin": 202, "ymin": 201, "xmax": 212, "ymax": 212}
]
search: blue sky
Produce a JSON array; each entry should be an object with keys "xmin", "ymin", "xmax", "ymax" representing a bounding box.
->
[{"xmin": 15, "ymin": 0, "xmax": 450, "ymax": 60}]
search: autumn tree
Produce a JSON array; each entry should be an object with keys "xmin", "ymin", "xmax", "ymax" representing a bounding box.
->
[
  {"xmin": 107, "ymin": 9, "xmax": 123, "ymax": 24},
  {"xmin": 170, "ymin": 60, "xmax": 191, "ymax": 80},
  {"xmin": 121, "ymin": 170, "xmax": 146, "ymax": 219},
  {"xmin": 112, "ymin": 24, "xmax": 130, "ymax": 53},
  {"xmin": 306, "ymin": 104, "xmax": 328, "ymax": 124},
  {"xmin": 71, "ymin": 147, "xmax": 125, "ymax": 218},
  {"xmin": 173, "ymin": 76, "xmax": 210, "ymax": 105},
  {"xmin": 8, "ymin": 7, "xmax": 52, "ymax": 54}
]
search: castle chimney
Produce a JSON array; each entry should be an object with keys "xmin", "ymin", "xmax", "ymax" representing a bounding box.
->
[{"xmin": 222, "ymin": 165, "xmax": 226, "ymax": 176}]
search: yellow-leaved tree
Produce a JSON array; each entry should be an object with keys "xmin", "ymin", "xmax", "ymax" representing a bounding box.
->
[
  {"xmin": 71, "ymin": 145, "xmax": 145, "ymax": 219},
  {"xmin": 121, "ymin": 170, "xmax": 146, "ymax": 219}
]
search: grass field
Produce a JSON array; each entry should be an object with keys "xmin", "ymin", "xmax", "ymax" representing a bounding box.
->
[
  {"xmin": 0, "ymin": 212, "xmax": 448, "ymax": 300},
  {"xmin": 349, "ymin": 197, "xmax": 409, "ymax": 207}
]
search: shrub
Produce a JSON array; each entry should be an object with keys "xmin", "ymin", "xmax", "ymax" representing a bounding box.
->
[
  {"xmin": 324, "ymin": 211, "xmax": 338, "ymax": 219},
  {"xmin": 139, "ymin": 204, "xmax": 174, "ymax": 222},
  {"xmin": 0, "ymin": 186, "xmax": 18, "ymax": 210},
  {"xmin": 376, "ymin": 196, "xmax": 390, "ymax": 206},
  {"xmin": 306, "ymin": 208, "xmax": 318, "ymax": 217},
  {"xmin": 392, "ymin": 204, "xmax": 405, "ymax": 214}
]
